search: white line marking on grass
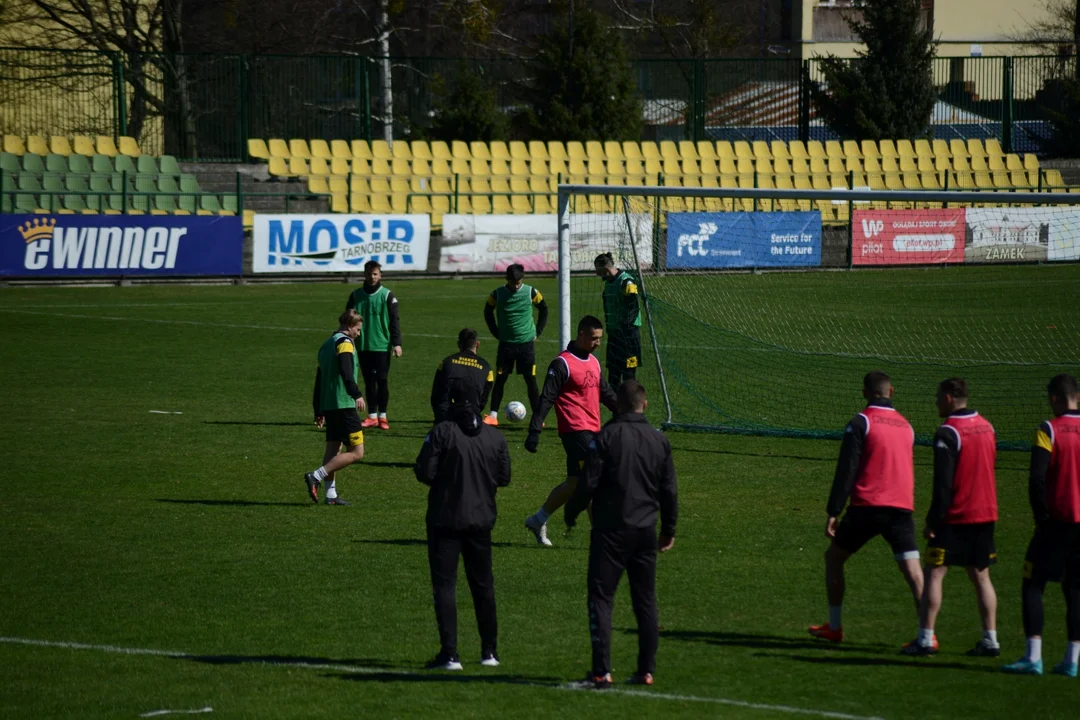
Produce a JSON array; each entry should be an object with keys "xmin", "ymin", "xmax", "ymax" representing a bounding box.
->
[
  {"xmin": 140, "ymin": 707, "xmax": 213, "ymax": 717},
  {"xmin": 1, "ymin": 636, "xmax": 885, "ymax": 720},
  {"xmin": 149, "ymin": 411, "xmax": 183, "ymax": 415}
]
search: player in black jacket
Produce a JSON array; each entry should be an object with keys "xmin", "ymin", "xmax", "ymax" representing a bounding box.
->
[
  {"xmin": 415, "ymin": 402, "xmax": 511, "ymax": 671},
  {"xmin": 430, "ymin": 328, "xmax": 494, "ymax": 424},
  {"xmin": 565, "ymin": 380, "xmax": 678, "ymax": 689}
]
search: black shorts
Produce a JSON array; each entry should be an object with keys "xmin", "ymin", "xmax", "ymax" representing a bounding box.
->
[
  {"xmin": 925, "ymin": 522, "xmax": 997, "ymax": 570},
  {"xmin": 834, "ymin": 506, "xmax": 919, "ymax": 559},
  {"xmin": 607, "ymin": 327, "xmax": 642, "ymax": 372},
  {"xmin": 560, "ymin": 430, "xmax": 596, "ymax": 479},
  {"xmin": 1023, "ymin": 521, "xmax": 1080, "ymax": 584},
  {"xmin": 324, "ymin": 408, "xmax": 364, "ymax": 447},
  {"xmin": 496, "ymin": 341, "xmax": 536, "ymax": 376},
  {"xmin": 358, "ymin": 350, "xmax": 391, "ymax": 379}
]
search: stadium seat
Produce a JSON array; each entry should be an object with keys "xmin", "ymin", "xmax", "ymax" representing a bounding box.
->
[
  {"xmin": 393, "ymin": 141, "xmax": 413, "ymax": 160},
  {"xmin": 329, "ymin": 157, "xmax": 351, "ymax": 176},
  {"xmin": 772, "ymin": 156, "xmax": 790, "ymax": 176},
  {"xmin": 248, "ymin": 139, "xmax": 270, "ymax": 161},
  {"xmin": 640, "ymin": 141, "xmax": 660, "ymax": 160},
  {"xmin": 809, "ymin": 156, "xmax": 827, "ymax": 174},
  {"xmin": 288, "ymin": 157, "xmax": 310, "ymax": 177},
  {"xmin": 584, "ymin": 157, "xmax": 604, "ymax": 176},
  {"xmin": 966, "ymin": 139, "xmax": 986, "ymax": 158},
  {"xmin": 585, "ymin": 141, "xmax": 605, "ymax": 160},
  {"xmin": 26, "ymin": 136, "xmax": 48, "ymax": 156},
  {"xmin": 350, "ymin": 176, "xmax": 369, "ymax": 194},
  {"xmin": 896, "ymin": 139, "xmax": 915, "ymax": 158},
  {"xmin": 604, "ymin": 141, "xmax": 624, "ymax": 161},
  {"xmin": 528, "ymin": 141, "xmax": 549, "ymax": 161},
  {"xmin": 509, "ymin": 159, "xmax": 530, "ymax": 177},
  {"xmin": 22, "ymin": 153, "xmax": 44, "ymax": 174},
  {"xmin": 789, "ymin": 141, "xmax": 809, "ymax": 160},
  {"xmin": 914, "ymin": 139, "xmax": 932, "ymax": 158},
  {"xmin": 66, "ymin": 154, "xmax": 91, "ymax": 175},
  {"xmin": 429, "ymin": 141, "xmax": 452, "ymax": 160},
  {"xmin": 828, "ymin": 157, "xmax": 845, "ymax": 174},
  {"xmin": 309, "ymin": 139, "xmax": 332, "ymax": 160},
  {"xmin": 117, "ymin": 136, "xmax": 141, "ymax": 157},
  {"xmin": 548, "ymin": 141, "xmax": 569, "ymax": 161},
  {"xmin": 330, "ymin": 140, "xmax": 352, "ymax": 159},
  {"xmin": 1004, "ymin": 154, "xmax": 1022, "ymax": 171},
  {"xmin": 391, "ymin": 158, "xmax": 411, "ymax": 176},
  {"xmin": 352, "ymin": 158, "xmax": 371, "ymax": 175},
  {"xmin": 988, "ymin": 155, "xmax": 1006, "ymax": 171},
  {"xmin": 49, "ymin": 136, "xmax": 72, "ymax": 156},
  {"xmin": 0, "ymin": 152, "xmax": 18, "ymax": 174},
  {"xmin": 768, "ymin": 141, "xmax": 788, "ymax": 161},
  {"xmin": 308, "ymin": 157, "xmax": 330, "ymax": 176},
  {"xmin": 330, "ymin": 193, "xmax": 348, "ymax": 213},
  {"xmin": 371, "ymin": 140, "xmax": 392, "ymax": 160},
  {"xmin": 45, "ymin": 153, "xmax": 67, "ymax": 174},
  {"xmin": 676, "ymin": 141, "xmax": 697, "ymax": 161},
  {"xmin": 842, "ymin": 140, "xmax": 862, "ymax": 159},
  {"xmin": 371, "ymin": 158, "xmax": 392, "ymax": 176},
  {"xmin": 426, "ymin": 158, "xmax": 449, "ymax": 177},
  {"xmin": 490, "ymin": 158, "xmax": 510, "ymax": 177},
  {"xmin": 3, "ymin": 135, "xmax": 26, "ymax": 155},
  {"xmin": 604, "ymin": 159, "xmax": 623, "ymax": 177},
  {"xmin": 268, "ymin": 157, "xmax": 292, "ymax": 178},
  {"xmin": 471, "ymin": 158, "xmax": 491, "ymax": 176},
  {"xmin": 951, "ymin": 155, "xmax": 970, "ymax": 171},
  {"xmin": 369, "ymin": 177, "xmax": 391, "ymax": 194},
  {"xmin": 268, "ymin": 139, "xmax": 290, "ymax": 158},
  {"xmin": 930, "ymin": 139, "xmax": 950, "ymax": 159},
  {"xmin": 352, "ymin": 140, "xmax": 373, "ymax": 160},
  {"xmin": 898, "ymin": 156, "xmax": 917, "ymax": 172},
  {"xmin": 566, "ymin": 141, "xmax": 586, "ymax": 160},
  {"xmin": 451, "ymin": 141, "xmax": 471, "ymax": 160},
  {"xmin": 509, "ymin": 141, "xmax": 530, "ymax": 160},
  {"xmin": 985, "ymin": 138, "xmax": 1004, "ymax": 156},
  {"xmin": 471, "ymin": 141, "xmax": 492, "ymax": 161},
  {"xmin": 158, "ymin": 155, "xmax": 180, "ymax": 176},
  {"xmin": 732, "ymin": 141, "xmax": 752, "ymax": 161},
  {"xmin": 72, "ymin": 135, "xmax": 95, "ymax": 156},
  {"xmin": 329, "ymin": 176, "xmax": 348, "ymax": 195},
  {"xmin": 807, "ymin": 141, "xmax": 827, "ymax": 159},
  {"xmin": 410, "ymin": 158, "xmax": 430, "ymax": 177}
]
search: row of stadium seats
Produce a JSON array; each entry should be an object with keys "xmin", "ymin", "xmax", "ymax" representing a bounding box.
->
[
  {"xmin": 2, "ymin": 171, "xmax": 216, "ymax": 213},
  {"xmin": 1, "ymin": 151, "xmax": 183, "ymax": 178},
  {"xmin": 4, "ymin": 134, "xmax": 142, "ymax": 158}
]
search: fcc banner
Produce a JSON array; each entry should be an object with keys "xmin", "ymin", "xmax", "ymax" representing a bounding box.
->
[
  {"xmin": 0, "ymin": 214, "xmax": 242, "ymax": 277},
  {"xmin": 253, "ymin": 214, "xmax": 430, "ymax": 273},
  {"xmin": 666, "ymin": 212, "xmax": 821, "ymax": 268},
  {"xmin": 853, "ymin": 209, "xmax": 966, "ymax": 265}
]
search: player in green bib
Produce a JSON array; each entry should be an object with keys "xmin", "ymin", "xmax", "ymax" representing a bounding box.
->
[
  {"xmin": 345, "ymin": 260, "xmax": 402, "ymax": 430},
  {"xmin": 594, "ymin": 253, "xmax": 642, "ymax": 390},
  {"xmin": 483, "ymin": 263, "xmax": 548, "ymax": 426},
  {"xmin": 305, "ymin": 310, "xmax": 366, "ymax": 506}
]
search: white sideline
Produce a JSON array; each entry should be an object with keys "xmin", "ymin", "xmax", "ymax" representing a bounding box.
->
[
  {"xmin": 0, "ymin": 636, "xmax": 885, "ymax": 720},
  {"xmin": 140, "ymin": 707, "xmax": 213, "ymax": 717}
]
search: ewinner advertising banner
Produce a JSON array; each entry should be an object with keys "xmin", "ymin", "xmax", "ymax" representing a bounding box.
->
[
  {"xmin": 665, "ymin": 211, "xmax": 821, "ymax": 268},
  {"xmin": 852, "ymin": 209, "xmax": 965, "ymax": 265},
  {"xmin": 439, "ymin": 213, "xmax": 653, "ymax": 272},
  {"xmin": 253, "ymin": 214, "xmax": 430, "ymax": 273},
  {"xmin": 965, "ymin": 207, "xmax": 1080, "ymax": 263},
  {"xmin": 0, "ymin": 214, "xmax": 242, "ymax": 277}
]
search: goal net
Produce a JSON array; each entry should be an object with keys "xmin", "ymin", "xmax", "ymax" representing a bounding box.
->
[{"xmin": 557, "ymin": 185, "xmax": 1080, "ymax": 449}]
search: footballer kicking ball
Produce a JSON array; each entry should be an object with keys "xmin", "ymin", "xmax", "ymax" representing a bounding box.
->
[{"xmin": 505, "ymin": 401, "xmax": 528, "ymax": 423}]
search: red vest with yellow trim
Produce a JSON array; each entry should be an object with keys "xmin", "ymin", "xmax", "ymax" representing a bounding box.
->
[
  {"xmin": 553, "ymin": 350, "xmax": 603, "ymax": 434},
  {"xmin": 851, "ymin": 406, "xmax": 915, "ymax": 511},
  {"xmin": 942, "ymin": 413, "xmax": 998, "ymax": 524}
]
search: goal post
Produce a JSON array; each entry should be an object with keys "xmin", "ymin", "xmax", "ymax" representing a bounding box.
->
[{"xmin": 557, "ymin": 183, "xmax": 1080, "ymax": 449}]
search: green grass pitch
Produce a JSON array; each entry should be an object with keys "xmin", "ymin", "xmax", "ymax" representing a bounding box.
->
[{"xmin": 0, "ymin": 276, "xmax": 1077, "ymax": 719}]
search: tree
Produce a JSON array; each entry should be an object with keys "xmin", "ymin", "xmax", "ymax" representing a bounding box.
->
[
  {"xmin": 525, "ymin": 5, "xmax": 642, "ymax": 141},
  {"xmin": 425, "ymin": 63, "xmax": 508, "ymax": 142},
  {"xmin": 809, "ymin": 0, "xmax": 936, "ymax": 140}
]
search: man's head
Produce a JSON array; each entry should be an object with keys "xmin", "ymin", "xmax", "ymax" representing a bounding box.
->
[
  {"xmin": 593, "ymin": 252, "xmax": 617, "ymax": 278},
  {"xmin": 575, "ymin": 315, "xmax": 604, "ymax": 353},
  {"xmin": 338, "ymin": 309, "xmax": 363, "ymax": 339},
  {"xmin": 458, "ymin": 327, "xmax": 479, "ymax": 353},
  {"xmin": 862, "ymin": 370, "xmax": 893, "ymax": 401},
  {"xmin": 617, "ymin": 379, "xmax": 648, "ymax": 414},
  {"xmin": 936, "ymin": 377, "xmax": 968, "ymax": 418},
  {"xmin": 1047, "ymin": 373, "xmax": 1079, "ymax": 416},
  {"xmin": 364, "ymin": 260, "xmax": 382, "ymax": 285},
  {"xmin": 505, "ymin": 263, "xmax": 525, "ymax": 289}
]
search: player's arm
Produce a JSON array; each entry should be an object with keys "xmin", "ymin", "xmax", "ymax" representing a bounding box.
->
[
  {"xmin": 599, "ymin": 376, "xmax": 619, "ymax": 413},
  {"xmin": 387, "ymin": 292, "xmax": 402, "ymax": 348},
  {"xmin": 526, "ymin": 357, "xmax": 568, "ymax": 444},
  {"xmin": 430, "ymin": 359, "xmax": 449, "ymax": 421},
  {"xmin": 484, "ymin": 292, "xmax": 499, "ymax": 339},
  {"xmin": 1029, "ymin": 422, "xmax": 1053, "ymax": 526},
  {"xmin": 532, "ymin": 287, "xmax": 549, "ymax": 337},
  {"xmin": 479, "ymin": 362, "xmax": 495, "ymax": 410},
  {"xmin": 566, "ymin": 434, "xmax": 602, "ymax": 526},
  {"xmin": 335, "ymin": 338, "xmax": 363, "ymax": 400},
  {"xmin": 344, "ymin": 290, "xmax": 356, "ymax": 312},
  {"xmin": 926, "ymin": 425, "xmax": 959, "ymax": 533},
  {"xmin": 414, "ymin": 426, "xmax": 444, "ymax": 487},
  {"xmin": 495, "ymin": 434, "xmax": 512, "ymax": 488},
  {"xmin": 622, "ymin": 276, "xmax": 640, "ymax": 327},
  {"xmin": 658, "ymin": 435, "xmax": 679, "ymax": 540},
  {"xmin": 826, "ymin": 414, "xmax": 867, "ymax": 518}
]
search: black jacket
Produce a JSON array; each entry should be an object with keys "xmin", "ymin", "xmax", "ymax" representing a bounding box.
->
[
  {"xmin": 415, "ymin": 406, "xmax": 511, "ymax": 531},
  {"xmin": 566, "ymin": 413, "xmax": 678, "ymax": 537},
  {"xmin": 430, "ymin": 351, "xmax": 494, "ymax": 424}
]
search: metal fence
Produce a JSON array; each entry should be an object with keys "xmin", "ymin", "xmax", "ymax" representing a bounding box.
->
[{"xmin": 1, "ymin": 48, "xmax": 1074, "ymax": 161}]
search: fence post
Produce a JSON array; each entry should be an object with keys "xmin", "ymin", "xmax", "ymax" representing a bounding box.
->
[
  {"xmin": 1002, "ymin": 56, "xmax": 1014, "ymax": 153},
  {"xmin": 693, "ymin": 58, "xmax": 706, "ymax": 142},
  {"xmin": 236, "ymin": 171, "xmax": 243, "ymax": 216},
  {"xmin": 115, "ymin": 52, "xmax": 128, "ymax": 138},
  {"xmin": 240, "ymin": 55, "xmax": 250, "ymax": 162},
  {"xmin": 799, "ymin": 60, "xmax": 811, "ymax": 144},
  {"xmin": 362, "ymin": 58, "xmax": 373, "ymax": 143}
]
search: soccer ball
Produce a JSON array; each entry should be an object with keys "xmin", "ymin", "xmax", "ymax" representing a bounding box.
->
[{"xmin": 505, "ymin": 401, "xmax": 527, "ymax": 423}]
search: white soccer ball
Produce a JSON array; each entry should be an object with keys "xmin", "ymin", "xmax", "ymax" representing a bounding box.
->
[{"xmin": 505, "ymin": 401, "xmax": 527, "ymax": 423}]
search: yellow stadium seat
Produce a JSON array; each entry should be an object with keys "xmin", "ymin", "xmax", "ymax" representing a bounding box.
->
[
  {"xmin": 989, "ymin": 155, "xmax": 1006, "ymax": 171},
  {"xmin": 791, "ymin": 157, "xmax": 810, "ymax": 175},
  {"xmin": 410, "ymin": 141, "xmax": 432, "ymax": 161},
  {"xmin": 288, "ymin": 157, "xmax": 310, "ymax": 177},
  {"xmin": 368, "ymin": 194, "xmax": 392, "ymax": 212},
  {"xmin": 656, "ymin": 141, "xmax": 676, "ymax": 160},
  {"xmin": 989, "ymin": 170, "xmax": 1010, "ymax": 188},
  {"xmin": 719, "ymin": 157, "xmax": 737, "ymax": 175},
  {"xmin": 309, "ymin": 176, "xmax": 330, "ymax": 194},
  {"xmin": 486, "ymin": 142, "xmax": 509, "ymax": 162},
  {"xmin": 826, "ymin": 156, "xmax": 844, "ymax": 173},
  {"xmin": 372, "ymin": 140, "xmax": 392, "ymax": 160},
  {"xmin": 473, "ymin": 195, "xmax": 493, "ymax": 215},
  {"xmin": 973, "ymin": 171, "xmax": 994, "ymax": 190},
  {"xmin": 27, "ymin": 135, "xmax": 49, "ymax": 155},
  {"xmin": 879, "ymin": 156, "xmax": 898, "ymax": 173},
  {"xmin": 898, "ymin": 156, "xmax": 917, "ymax": 172},
  {"xmin": 470, "ymin": 142, "xmax": 492, "ymax": 161},
  {"xmin": 352, "ymin": 158, "xmax": 371, "ymax": 175},
  {"xmin": 309, "ymin": 157, "xmax": 330, "ymax": 176},
  {"xmin": 828, "ymin": 172, "xmax": 848, "ymax": 189},
  {"xmin": 824, "ymin": 140, "xmax": 843, "ymax": 159},
  {"xmin": 392, "ymin": 158, "xmax": 411, "ymax": 175},
  {"xmin": 1005, "ymin": 154, "xmax": 1022, "ymax": 170},
  {"xmin": 970, "ymin": 155, "xmax": 988, "ymax": 171},
  {"xmin": 689, "ymin": 141, "xmax": 712, "ymax": 162},
  {"xmin": 773, "ymin": 156, "xmax": 790, "ymax": 176},
  {"xmin": 431, "ymin": 158, "xmax": 453, "ymax": 177},
  {"xmin": 509, "ymin": 177, "xmax": 530, "ymax": 194},
  {"xmin": 640, "ymin": 157, "xmax": 660, "ymax": 178},
  {"xmin": 350, "ymin": 193, "xmax": 371, "ymax": 212},
  {"xmin": 50, "ymin": 136, "xmax": 72, "ymax": 156},
  {"xmin": 680, "ymin": 175, "xmax": 701, "ymax": 189},
  {"xmin": 1044, "ymin": 169, "xmax": 1066, "ymax": 189},
  {"xmin": 548, "ymin": 141, "xmax": 568, "ymax": 161},
  {"xmin": 807, "ymin": 141, "xmax": 826, "ymax": 159},
  {"xmin": 678, "ymin": 141, "xmax": 698, "ymax": 160},
  {"xmin": 732, "ymin": 141, "xmax": 752, "ymax": 161},
  {"xmin": 913, "ymin": 139, "xmax": 932, "ymax": 158},
  {"xmin": 549, "ymin": 158, "xmax": 568, "ymax": 179},
  {"xmin": 624, "ymin": 158, "xmax": 644, "ymax": 176},
  {"xmin": 431, "ymin": 141, "xmax": 452, "ymax": 160},
  {"xmin": 371, "ymin": 158, "xmax": 392, "ymax": 176},
  {"xmin": 737, "ymin": 157, "xmax": 755, "ymax": 175},
  {"xmin": 985, "ymin": 138, "xmax": 1004, "ymax": 156},
  {"xmin": 449, "ymin": 158, "xmax": 470, "ymax": 175},
  {"xmin": 268, "ymin": 157, "xmax": 293, "ymax": 178},
  {"xmin": 568, "ymin": 158, "xmax": 587, "ymax": 178},
  {"xmin": 510, "ymin": 195, "xmax": 533, "ymax": 214},
  {"xmin": 566, "ymin": 141, "xmax": 586, "ymax": 160},
  {"xmin": 509, "ymin": 141, "xmax": 530, "ymax": 160},
  {"xmin": 858, "ymin": 140, "xmax": 879, "ymax": 160},
  {"xmin": 934, "ymin": 156, "xmax": 950, "ymax": 172},
  {"xmin": 92, "ymin": 135, "xmax": 117, "ymax": 157},
  {"xmin": 389, "ymin": 193, "xmax": 408, "ymax": 213},
  {"xmin": 492, "ymin": 196, "xmax": 512, "ymax": 214},
  {"xmin": 490, "ymin": 159, "xmax": 510, "ymax": 176},
  {"xmin": 3, "ymin": 134, "xmax": 26, "ymax": 155},
  {"xmin": 586, "ymin": 141, "xmax": 605, "ymax": 160},
  {"xmin": 604, "ymin": 141, "xmax": 624, "ymax": 161},
  {"xmin": 529, "ymin": 176, "xmax": 552, "ymax": 194},
  {"xmin": 587, "ymin": 158, "xmax": 605, "ymax": 176},
  {"xmin": 72, "ymin": 135, "xmax": 94, "ymax": 156},
  {"xmin": 920, "ymin": 171, "xmax": 943, "ymax": 190},
  {"xmin": 1009, "ymin": 170, "xmax": 1031, "ymax": 188},
  {"xmin": 528, "ymin": 141, "xmax": 549, "ymax": 160},
  {"xmin": 841, "ymin": 140, "xmax": 862, "ymax": 159},
  {"xmin": 289, "ymin": 139, "xmax": 311, "ymax": 158},
  {"xmin": 410, "ymin": 176, "xmax": 432, "ymax": 194},
  {"xmin": 330, "ymin": 193, "xmax": 348, "ymax": 213},
  {"xmin": 431, "ymin": 177, "xmax": 453, "ymax": 194},
  {"xmin": 949, "ymin": 139, "xmax": 968, "ymax": 159},
  {"xmin": 789, "ymin": 141, "xmax": 809, "ymax": 160},
  {"xmin": 392, "ymin": 141, "xmax": 412, "ymax": 160},
  {"xmin": 916, "ymin": 156, "xmax": 934, "ymax": 172},
  {"xmin": 809, "ymin": 157, "xmax": 828, "ymax": 174},
  {"xmin": 470, "ymin": 159, "xmax": 490, "ymax": 176},
  {"xmin": 662, "ymin": 158, "xmax": 681, "ymax": 177},
  {"xmin": 625, "ymin": 174, "xmax": 645, "ymax": 187},
  {"xmin": 766, "ymin": 141, "xmax": 787, "ymax": 160},
  {"xmin": 529, "ymin": 159, "xmax": 549, "ymax": 176},
  {"xmin": 269, "ymin": 139, "xmax": 290, "ymax": 158},
  {"xmin": 605, "ymin": 176, "xmax": 626, "ymax": 187},
  {"xmin": 966, "ymin": 139, "xmax": 986, "ymax": 158},
  {"xmin": 931, "ymin": 139, "xmax": 950, "ymax": 159},
  {"xmin": 879, "ymin": 140, "xmax": 899, "ymax": 158},
  {"xmin": 1024, "ymin": 154, "xmax": 1040, "ymax": 170},
  {"xmin": 331, "ymin": 140, "xmax": 352, "ymax": 159},
  {"xmin": 606, "ymin": 159, "xmax": 624, "ymax": 177},
  {"xmin": 248, "ymin": 139, "xmax": 270, "ymax": 161},
  {"xmin": 756, "ymin": 158, "xmax": 773, "ymax": 176},
  {"xmin": 810, "ymin": 173, "xmax": 830, "ymax": 191},
  {"xmin": 896, "ymin": 139, "xmax": 915, "ymax": 157},
  {"xmin": 330, "ymin": 157, "xmax": 351, "ymax": 176},
  {"xmin": 510, "ymin": 159, "xmax": 530, "ymax": 177},
  {"xmin": 709, "ymin": 142, "xmax": 729, "ymax": 162},
  {"xmin": 901, "ymin": 172, "xmax": 921, "ymax": 190},
  {"xmin": 329, "ymin": 177, "xmax": 348, "ymax": 194},
  {"xmin": 952, "ymin": 155, "xmax": 970, "ymax": 171},
  {"xmin": 681, "ymin": 158, "xmax": 700, "ymax": 176},
  {"xmin": 699, "ymin": 157, "xmax": 719, "ymax": 176},
  {"xmin": 354, "ymin": 139, "xmax": 375, "ymax": 158},
  {"xmin": 640, "ymin": 141, "xmax": 661, "ymax": 160},
  {"xmin": 844, "ymin": 156, "xmax": 863, "ymax": 173}
]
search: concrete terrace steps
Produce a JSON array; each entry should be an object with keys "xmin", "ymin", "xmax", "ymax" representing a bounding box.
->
[{"xmin": 180, "ymin": 162, "xmax": 330, "ymax": 214}]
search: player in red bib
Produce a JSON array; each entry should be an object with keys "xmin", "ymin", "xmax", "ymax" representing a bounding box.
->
[
  {"xmin": 523, "ymin": 315, "xmax": 617, "ymax": 546},
  {"xmin": 903, "ymin": 378, "xmax": 1000, "ymax": 657},
  {"xmin": 1003, "ymin": 373, "xmax": 1080, "ymax": 677},
  {"xmin": 809, "ymin": 371, "xmax": 923, "ymax": 642}
]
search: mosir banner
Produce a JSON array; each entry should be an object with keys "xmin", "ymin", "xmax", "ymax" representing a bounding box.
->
[
  {"xmin": 253, "ymin": 214, "xmax": 430, "ymax": 273},
  {"xmin": 852, "ymin": 209, "xmax": 967, "ymax": 265}
]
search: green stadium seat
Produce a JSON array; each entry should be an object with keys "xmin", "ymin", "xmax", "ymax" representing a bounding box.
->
[
  {"xmin": 88, "ymin": 155, "xmax": 110, "ymax": 174},
  {"xmin": 137, "ymin": 156, "xmax": 159, "ymax": 175},
  {"xmin": 63, "ymin": 181, "xmax": 87, "ymax": 212},
  {"xmin": 89, "ymin": 175, "xmax": 118, "ymax": 212},
  {"xmin": 220, "ymin": 194, "xmax": 238, "ymax": 214},
  {"xmin": 177, "ymin": 191, "xmax": 197, "ymax": 214},
  {"xmin": 114, "ymin": 155, "xmax": 136, "ymax": 176},
  {"xmin": 159, "ymin": 155, "xmax": 181, "ymax": 176},
  {"xmin": 15, "ymin": 173, "xmax": 41, "ymax": 213},
  {"xmin": 0, "ymin": 152, "xmax": 18, "ymax": 174},
  {"xmin": 179, "ymin": 174, "xmax": 200, "ymax": 193},
  {"xmin": 131, "ymin": 175, "xmax": 155, "ymax": 212},
  {"xmin": 200, "ymin": 195, "xmax": 222, "ymax": 213},
  {"xmin": 42, "ymin": 174, "xmax": 64, "ymax": 211},
  {"xmin": 45, "ymin": 153, "xmax": 67, "ymax": 174},
  {"xmin": 22, "ymin": 153, "xmax": 44, "ymax": 174},
  {"xmin": 155, "ymin": 177, "xmax": 179, "ymax": 213},
  {"xmin": 66, "ymin": 175, "xmax": 94, "ymax": 211}
]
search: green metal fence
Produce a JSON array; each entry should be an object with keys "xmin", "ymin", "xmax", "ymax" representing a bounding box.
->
[{"xmin": 1, "ymin": 48, "xmax": 1074, "ymax": 161}]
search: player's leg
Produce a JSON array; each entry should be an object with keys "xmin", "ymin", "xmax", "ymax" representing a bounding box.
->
[
  {"xmin": 966, "ymin": 566, "xmax": 1000, "ymax": 655},
  {"xmin": 426, "ymin": 526, "xmax": 464, "ymax": 669},
  {"xmin": 486, "ymin": 343, "xmax": 512, "ymax": 424},
  {"xmin": 906, "ymin": 565, "xmax": 946, "ymax": 654},
  {"xmin": 1058, "ymin": 569, "xmax": 1080, "ymax": 676},
  {"xmin": 811, "ymin": 508, "xmax": 869, "ymax": 640},
  {"xmin": 461, "ymin": 528, "xmax": 498, "ymax": 664},
  {"xmin": 358, "ymin": 352, "xmax": 379, "ymax": 428},
  {"xmin": 1004, "ymin": 530, "xmax": 1053, "ymax": 673},
  {"xmin": 526, "ymin": 433, "xmax": 592, "ymax": 546},
  {"xmin": 883, "ymin": 509, "xmax": 924, "ymax": 606},
  {"xmin": 626, "ymin": 528, "xmax": 659, "ymax": 682},
  {"xmin": 587, "ymin": 530, "xmax": 624, "ymax": 685},
  {"xmin": 375, "ymin": 351, "xmax": 391, "ymax": 427},
  {"xmin": 520, "ymin": 346, "xmax": 540, "ymax": 414},
  {"xmin": 318, "ymin": 427, "xmax": 363, "ymax": 505}
]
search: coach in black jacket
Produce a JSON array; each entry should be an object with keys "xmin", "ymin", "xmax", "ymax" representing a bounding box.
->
[
  {"xmin": 415, "ymin": 402, "xmax": 511, "ymax": 670},
  {"xmin": 566, "ymin": 379, "xmax": 678, "ymax": 688},
  {"xmin": 430, "ymin": 328, "xmax": 494, "ymax": 424}
]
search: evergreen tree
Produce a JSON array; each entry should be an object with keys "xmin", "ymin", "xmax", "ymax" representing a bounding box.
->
[
  {"xmin": 425, "ymin": 63, "xmax": 509, "ymax": 142},
  {"xmin": 525, "ymin": 6, "xmax": 642, "ymax": 141},
  {"xmin": 809, "ymin": 0, "xmax": 936, "ymax": 140}
]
